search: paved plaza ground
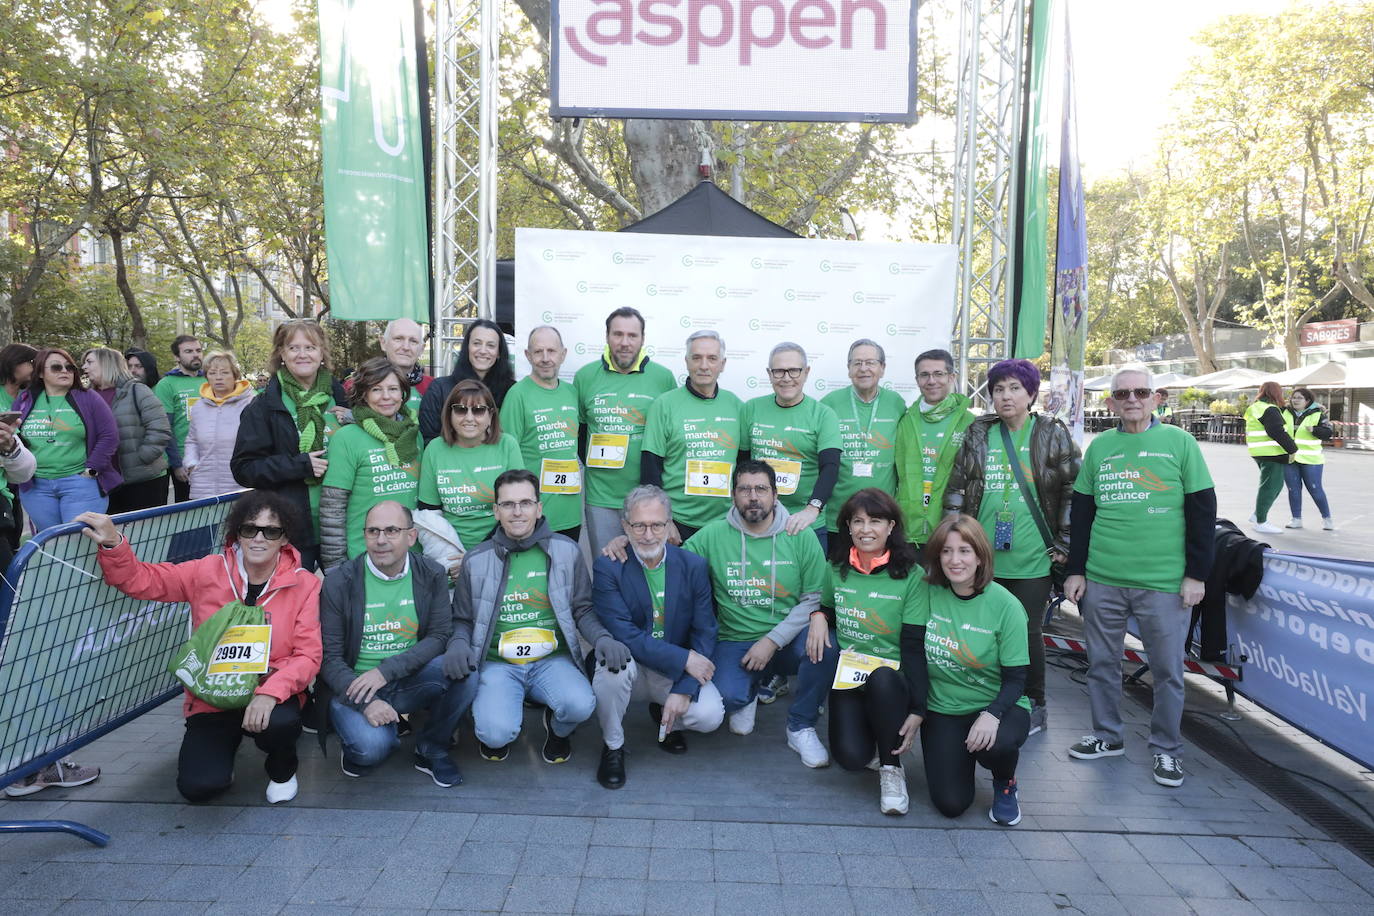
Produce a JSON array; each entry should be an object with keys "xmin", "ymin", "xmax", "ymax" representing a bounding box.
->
[{"xmin": 0, "ymin": 440, "xmax": 1372, "ymax": 914}]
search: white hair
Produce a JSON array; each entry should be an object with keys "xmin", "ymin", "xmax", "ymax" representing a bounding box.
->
[
  {"xmin": 769, "ymin": 341, "xmax": 808, "ymax": 366},
  {"xmin": 382, "ymin": 318, "xmax": 424, "ymax": 340},
  {"xmin": 1111, "ymin": 363, "xmax": 1153, "ymax": 390},
  {"xmin": 685, "ymin": 329, "xmax": 726, "ymax": 356},
  {"xmin": 620, "ymin": 484, "xmax": 672, "ymax": 520}
]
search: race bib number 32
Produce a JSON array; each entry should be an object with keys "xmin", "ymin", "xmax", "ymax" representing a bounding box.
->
[{"xmin": 498, "ymin": 627, "xmax": 559, "ymax": 664}]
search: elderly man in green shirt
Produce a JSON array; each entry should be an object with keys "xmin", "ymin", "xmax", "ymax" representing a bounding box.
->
[{"xmin": 820, "ymin": 339, "xmax": 907, "ymax": 537}]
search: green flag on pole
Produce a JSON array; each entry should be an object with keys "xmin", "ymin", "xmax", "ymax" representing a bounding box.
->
[
  {"xmin": 318, "ymin": 0, "xmax": 429, "ymax": 322},
  {"xmin": 1014, "ymin": 0, "xmax": 1053, "ymax": 358}
]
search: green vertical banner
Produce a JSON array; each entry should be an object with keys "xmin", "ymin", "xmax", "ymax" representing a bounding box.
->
[
  {"xmin": 318, "ymin": 0, "xmax": 429, "ymax": 322},
  {"xmin": 1013, "ymin": 0, "xmax": 1053, "ymax": 358}
]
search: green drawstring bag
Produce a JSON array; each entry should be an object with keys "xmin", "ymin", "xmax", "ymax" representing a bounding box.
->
[{"xmin": 168, "ymin": 600, "xmax": 272, "ymax": 709}]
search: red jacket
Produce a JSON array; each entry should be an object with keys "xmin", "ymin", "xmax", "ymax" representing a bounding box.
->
[{"xmin": 97, "ymin": 538, "xmax": 323, "ymax": 718}]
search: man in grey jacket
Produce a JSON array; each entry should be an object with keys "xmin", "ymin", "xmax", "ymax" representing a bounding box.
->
[
  {"xmin": 443, "ymin": 469, "xmax": 631, "ymax": 765},
  {"xmin": 682, "ymin": 460, "xmax": 838, "ymax": 768},
  {"xmin": 318, "ymin": 501, "xmax": 474, "ymax": 788}
]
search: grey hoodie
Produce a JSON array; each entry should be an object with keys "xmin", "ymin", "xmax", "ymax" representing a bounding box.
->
[{"xmin": 719, "ymin": 502, "xmax": 822, "ymax": 649}]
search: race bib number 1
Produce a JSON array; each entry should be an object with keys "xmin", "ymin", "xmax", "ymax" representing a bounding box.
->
[
  {"xmin": 831, "ymin": 647, "xmax": 898, "ymax": 690},
  {"xmin": 684, "ymin": 459, "xmax": 731, "ymax": 497},
  {"xmin": 208, "ymin": 625, "xmax": 272, "ymax": 676},
  {"xmin": 498, "ymin": 627, "xmax": 559, "ymax": 664},
  {"xmin": 540, "ymin": 458, "xmax": 582, "ymax": 494},
  {"xmin": 587, "ymin": 433, "xmax": 629, "ymax": 469},
  {"xmin": 763, "ymin": 458, "xmax": 802, "ymax": 496}
]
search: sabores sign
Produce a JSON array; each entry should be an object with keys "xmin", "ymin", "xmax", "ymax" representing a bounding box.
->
[{"xmin": 551, "ymin": 0, "xmax": 918, "ymax": 122}]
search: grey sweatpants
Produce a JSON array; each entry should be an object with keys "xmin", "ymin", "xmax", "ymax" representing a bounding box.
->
[
  {"xmin": 1081, "ymin": 581, "xmax": 1189, "ymax": 756},
  {"xmin": 585, "ymin": 505, "xmax": 624, "ymax": 559}
]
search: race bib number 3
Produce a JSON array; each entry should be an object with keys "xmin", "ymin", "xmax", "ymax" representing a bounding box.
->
[
  {"xmin": 587, "ymin": 433, "xmax": 629, "ymax": 468},
  {"xmin": 540, "ymin": 458, "xmax": 582, "ymax": 494},
  {"xmin": 207, "ymin": 624, "xmax": 272, "ymax": 676},
  {"xmin": 685, "ymin": 459, "xmax": 731, "ymax": 497},
  {"xmin": 831, "ymin": 647, "xmax": 898, "ymax": 690},
  {"xmin": 499, "ymin": 627, "xmax": 559, "ymax": 664},
  {"xmin": 763, "ymin": 458, "xmax": 802, "ymax": 495}
]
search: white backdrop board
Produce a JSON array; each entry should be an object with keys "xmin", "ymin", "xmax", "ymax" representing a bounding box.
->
[{"xmin": 514, "ymin": 228, "xmax": 956, "ymax": 401}]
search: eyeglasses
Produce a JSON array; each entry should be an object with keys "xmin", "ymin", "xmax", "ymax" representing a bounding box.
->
[
  {"xmin": 767, "ymin": 367, "xmax": 804, "ymax": 380},
  {"xmin": 46, "ymin": 363, "xmax": 77, "ymax": 373},
  {"xmin": 734, "ymin": 484, "xmax": 773, "ymax": 496},
  {"xmin": 848, "ymin": 359, "xmax": 882, "ymax": 369},
  {"xmin": 1111, "ymin": 388, "xmax": 1153, "ymax": 401},
  {"xmin": 626, "ymin": 521, "xmax": 668, "ymax": 534},
  {"xmin": 238, "ymin": 524, "xmax": 285, "ymax": 541},
  {"xmin": 364, "ymin": 525, "xmax": 413, "ymax": 539},
  {"xmin": 496, "ymin": 499, "xmax": 538, "ymax": 511},
  {"xmin": 917, "ymin": 370, "xmax": 950, "ymax": 381},
  {"xmin": 450, "ymin": 404, "xmax": 490, "ymax": 415}
]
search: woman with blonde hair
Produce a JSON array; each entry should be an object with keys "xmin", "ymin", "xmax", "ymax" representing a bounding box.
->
[
  {"xmin": 184, "ymin": 350, "xmax": 256, "ymax": 500},
  {"xmin": 81, "ymin": 346, "xmax": 172, "ymax": 513},
  {"xmin": 231, "ymin": 320, "xmax": 348, "ymax": 571}
]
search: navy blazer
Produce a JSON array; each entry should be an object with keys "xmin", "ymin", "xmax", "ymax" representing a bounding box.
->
[{"xmin": 593, "ymin": 545, "xmax": 718, "ymax": 699}]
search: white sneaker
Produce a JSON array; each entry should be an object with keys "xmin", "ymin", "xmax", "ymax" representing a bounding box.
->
[
  {"xmin": 265, "ymin": 775, "xmax": 298, "ymax": 804},
  {"xmin": 1253, "ymin": 521, "xmax": 1282, "ymax": 534},
  {"xmin": 1285, "ymin": 518, "xmax": 1303, "ymax": 529},
  {"xmin": 786, "ymin": 727, "xmax": 830, "ymax": 768},
  {"xmin": 878, "ymin": 764, "xmax": 909, "ymax": 815},
  {"xmin": 1323, "ymin": 517, "xmax": 1335, "ymax": 531},
  {"xmin": 728, "ymin": 699, "xmax": 758, "ymax": 735},
  {"xmin": 865, "ymin": 755, "xmax": 880, "ymax": 771}
]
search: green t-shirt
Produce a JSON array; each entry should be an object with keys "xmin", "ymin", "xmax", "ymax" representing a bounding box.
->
[
  {"xmin": 321, "ymin": 423, "xmax": 423, "ymax": 559},
  {"xmin": 920, "ymin": 584, "xmax": 1032, "ymax": 716},
  {"xmin": 824, "ymin": 563, "xmax": 927, "ymax": 664},
  {"xmin": 0, "ymin": 387, "xmax": 14, "ymax": 500},
  {"xmin": 644, "ymin": 561, "xmax": 667, "ymax": 640},
  {"xmin": 418, "ymin": 433, "xmax": 525, "ymax": 548},
  {"xmin": 741, "ymin": 395, "xmax": 842, "ymax": 529},
  {"xmin": 642, "ymin": 385, "xmax": 744, "ymax": 530},
  {"xmin": 683, "ymin": 516, "xmax": 827, "ymax": 642},
  {"xmin": 355, "ymin": 563, "xmax": 419, "ymax": 674},
  {"xmin": 499, "ymin": 376, "xmax": 582, "ymax": 534},
  {"xmin": 24, "ymin": 392, "xmax": 87, "ymax": 479},
  {"xmin": 574, "ymin": 355, "xmax": 677, "ymax": 509},
  {"xmin": 1075, "ymin": 423, "xmax": 1215, "ymax": 592},
  {"xmin": 154, "ymin": 372, "xmax": 204, "ymax": 450},
  {"xmin": 977, "ymin": 417, "xmax": 1048, "ymax": 580},
  {"xmin": 486, "ymin": 546, "xmax": 561, "ymax": 663},
  {"xmin": 820, "ymin": 387, "xmax": 906, "ymax": 531}
]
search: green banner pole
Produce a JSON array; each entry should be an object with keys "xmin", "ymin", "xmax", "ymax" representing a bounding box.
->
[{"xmin": 1013, "ymin": 0, "xmax": 1053, "ymax": 358}]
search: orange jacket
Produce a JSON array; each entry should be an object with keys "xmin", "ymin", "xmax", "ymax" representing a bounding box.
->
[{"xmin": 97, "ymin": 538, "xmax": 322, "ymax": 718}]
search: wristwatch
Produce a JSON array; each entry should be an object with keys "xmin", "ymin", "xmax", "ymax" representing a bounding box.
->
[{"xmin": 807, "ymin": 498, "xmax": 825, "ymax": 512}]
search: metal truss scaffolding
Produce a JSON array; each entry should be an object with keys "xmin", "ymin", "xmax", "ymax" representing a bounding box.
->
[
  {"xmin": 433, "ymin": 0, "xmax": 498, "ymax": 374},
  {"xmin": 953, "ymin": 0, "xmax": 1027, "ymax": 391}
]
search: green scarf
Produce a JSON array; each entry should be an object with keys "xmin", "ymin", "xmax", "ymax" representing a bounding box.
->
[
  {"xmin": 354, "ymin": 404, "xmax": 420, "ymax": 468},
  {"xmin": 277, "ymin": 368, "xmax": 334, "ymax": 454},
  {"xmin": 919, "ymin": 390, "xmax": 971, "ymax": 425}
]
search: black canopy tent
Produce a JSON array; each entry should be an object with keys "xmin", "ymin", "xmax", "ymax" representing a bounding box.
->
[{"xmin": 492, "ymin": 180, "xmax": 799, "ymax": 331}]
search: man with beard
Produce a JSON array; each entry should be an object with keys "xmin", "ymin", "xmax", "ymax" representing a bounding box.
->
[
  {"xmin": 683, "ymin": 460, "xmax": 837, "ymax": 768},
  {"xmin": 590, "ymin": 485, "xmax": 721, "ymax": 789},
  {"xmin": 155, "ymin": 335, "xmax": 205, "ymax": 502}
]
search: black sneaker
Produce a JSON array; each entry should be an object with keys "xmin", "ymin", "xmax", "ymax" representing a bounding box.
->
[
  {"xmin": 597, "ymin": 745, "xmax": 626, "ymax": 789},
  {"xmin": 478, "ymin": 741, "xmax": 510, "ymax": 762},
  {"xmin": 542, "ymin": 707, "xmax": 573, "ymax": 764},
  {"xmin": 1068, "ymin": 735, "xmax": 1125, "ymax": 760},
  {"xmin": 340, "ymin": 751, "xmax": 370, "ymax": 778},
  {"xmin": 1152, "ymin": 753, "xmax": 1184, "ymax": 787},
  {"xmin": 414, "ymin": 752, "xmax": 463, "ymax": 788}
]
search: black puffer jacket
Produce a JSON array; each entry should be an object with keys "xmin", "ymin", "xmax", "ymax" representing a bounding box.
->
[
  {"xmin": 943, "ymin": 413, "xmax": 1081, "ymax": 556},
  {"xmin": 229, "ymin": 374, "xmax": 348, "ymax": 549}
]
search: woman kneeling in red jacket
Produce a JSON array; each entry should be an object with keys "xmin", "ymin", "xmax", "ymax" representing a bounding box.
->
[{"xmin": 78, "ymin": 490, "xmax": 322, "ymax": 804}]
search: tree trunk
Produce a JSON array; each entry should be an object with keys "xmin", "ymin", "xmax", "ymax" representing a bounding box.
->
[
  {"xmin": 108, "ymin": 227, "xmax": 148, "ymax": 350},
  {"xmin": 623, "ymin": 120, "xmax": 701, "ymax": 217}
]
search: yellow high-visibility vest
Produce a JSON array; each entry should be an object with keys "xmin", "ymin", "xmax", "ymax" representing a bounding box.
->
[
  {"xmin": 1244, "ymin": 402, "xmax": 1286, "ymax": 457},
  {"xmin": 1288, "ymin": 408, "xmax": 1326, "ymax": 466}
]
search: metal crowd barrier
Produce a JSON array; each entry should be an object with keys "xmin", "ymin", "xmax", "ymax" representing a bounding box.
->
[{"xmin": 0, "ymin": 492, "xmax": 242, "ymax": 846}]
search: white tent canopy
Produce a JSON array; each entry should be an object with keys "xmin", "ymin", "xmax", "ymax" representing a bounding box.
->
[
  {"xmin": 1173, "ymin": 366, "xmax": 1268, "ymax": 391},
  {"xmin": 1267, "ymin": 360, "xmax": 1348, "ymax": 388}
]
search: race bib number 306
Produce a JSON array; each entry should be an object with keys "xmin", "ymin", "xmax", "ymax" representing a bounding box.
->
[
  {"xmin": 763, "ymin": 458, "xmax": 802, "ymax": 495},
  {"xmin": 831, "ymin": 647, "xmax": 898, "ymax": 690}
]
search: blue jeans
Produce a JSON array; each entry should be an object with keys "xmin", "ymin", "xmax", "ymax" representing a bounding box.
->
[
  {"xmin": 330, "ymin": 657, "xmax": 478, "ymax": 765},
  {"xmin": 24, "ymin": 474, "xmax": 106, "ymax": 533},
  {"xmin": 1284, "ymin": 462, "xmax": 1331, "ymax": 519},
  {"xmin": 470, "ymin": 653, "xmax": 596, "ymax": 748},
  {"xmin": 712, "ymin": 629, "xmax": 839, "ymax": 732}
]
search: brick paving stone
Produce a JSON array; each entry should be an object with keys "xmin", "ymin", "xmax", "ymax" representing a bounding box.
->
[
  {"xmin": 1126, "ymin": 834, "xmax": 1208, "ymax": 864},
  {"xmin": 432, "ymin": 872, "xmax": 513, "ymax": 911},
  {"xmin": 848, "ymin": 887, "xmax": 920, "ymax": 916},
  {"xmin": 642, "ymin": 879, "xmax": 715, "ymax": 916},
  {"xmin": 144, "ymin": 864, "xmax": 245, "ymax": 901},
  {"xmin": 573, "ymin": 877, "xmax": 649, "ymax": 915},
  {"xmin": 502, "ymin": 875, "xmax": 578, "ymax": 914},
  {"xmin": 582, "ymin": 844, "xmax": 650, "ymax": 879},
  {"xmin": 776, "ymin": 851, "xmax": 844, "ymax": 885},
  {"xmin": 712, "ymin": 849, "xmax": 781, "ymax": 883},
  {"xmin": 1090, "ymin": 860, "xmax": 1175, "ymax": 896},
  {"xmin": 1063, "ymin": 832, "xmax": 1145, "ymax": 862},
  {"xmin": 904, "ymin": 856, "xmax": 980, "ymax": 890},
  {"xmin": 1213, "ymin": 865, "xmax": 1312, "ymax": 901},
  {"xmin": 452, "ymin": 840, "xmax": 525, "ymax": 876},
  {"xmin": 838, "ymin": 853, "xmax": 911, "ymax": 889},
  {"xmin": 1186, "ymin": 835, "xmax": 1271, "ymax": 866},
  {"xmin": 778, "ymin": 882, "xmax": 856, "ymax": 916},
  {"xmin": 1009, "ymin": 830, "xmax": 1083, "ymax": 860},
  {"xmin": 1154, "ymin": 862, "xmax": 1243, "ymax": 899},
  {"xmin": 713, "ymin": 881, "xmax": 785, "ymax": 915},
  {"xmin": 647, "ymin": 846, "xmax": 713, "ymax": 881},
  {"xmin": 520, "ymin": 842, "xmax": 591, "ymax": 877}
]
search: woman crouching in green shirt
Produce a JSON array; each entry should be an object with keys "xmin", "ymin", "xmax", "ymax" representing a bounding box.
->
[
  {"xmin": 415, "ymin": 380, "xmax": 523, "ymax": 577},
  {"xmin": 915, "ymin": 514, "xmax": 1031, "ymax": 827},
  {"xmin": 320, "ymin": 357, "xmax": 423, "ymax": 569},
  {"xmin": 822, "ymin": 488, "xmax": 928, "ymax": 817}
]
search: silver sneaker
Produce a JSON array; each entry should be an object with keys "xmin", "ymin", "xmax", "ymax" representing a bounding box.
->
[{"xmin": 879, "ymin": 764, "xmax": 909, "ymax": 815}]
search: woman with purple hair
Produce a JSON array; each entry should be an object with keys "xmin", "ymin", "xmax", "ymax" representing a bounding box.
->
[{"xmin": 943, "ymin": 358, "xmax": 1080, "ymax": 738}]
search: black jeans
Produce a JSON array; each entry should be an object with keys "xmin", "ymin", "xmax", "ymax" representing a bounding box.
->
[
  {"xmin": 828, "ymin": 665, "xmax": 910, "ymax": 770},
  {"xmin": 177, "ymin": 701, "xmax": 302, "ymax": 802},
  {"xmin": 107, "ymin": 474, "xmax": 170, "ymax": 515},
  {"xmin": 994, "ymin": 575, "xmax": 1051, "ymax": 706},
  {"xmin": 921, "ymin": 704, "xmax": 1029, "ymax": 818}
]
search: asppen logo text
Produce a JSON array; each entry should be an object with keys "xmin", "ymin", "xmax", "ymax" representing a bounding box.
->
[{"xmin": 564, "ymin": 0, "xmax": 890, "ymax": 66}]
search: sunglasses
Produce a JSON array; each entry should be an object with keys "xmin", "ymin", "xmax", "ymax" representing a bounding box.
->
[
  {"xmin": 450, "ymin": 404, "xmax": 490, "ymax": 415},
  {"xmin": 238, "ymin": 523, "xmax": 285, "ymax": 541},
  {"xmin": 1111, "ymin": 388, "xmax": 1154, "ymax": 401},
  {"xmin": 46, "ymin": 363, "xmax": 77, "ymax": 373}
]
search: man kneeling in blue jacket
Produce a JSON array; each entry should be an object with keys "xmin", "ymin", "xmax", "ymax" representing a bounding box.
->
[{"xmin": 591, "ymin": 485, "xmax": 723, "ymax": 789}]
